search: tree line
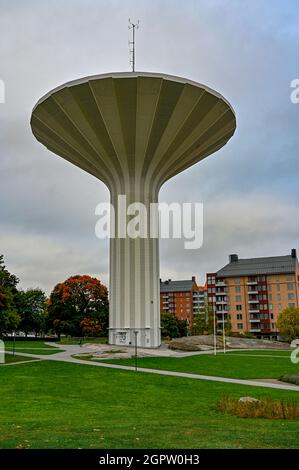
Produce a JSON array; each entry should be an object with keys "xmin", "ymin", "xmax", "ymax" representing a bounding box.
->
[{"xmin": 0, "ymin": 255, "xmax": 109, "ymax": 338}]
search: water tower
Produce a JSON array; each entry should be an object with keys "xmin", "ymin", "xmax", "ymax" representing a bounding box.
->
[{"xmin": 31, "ymin": 71, "xmax": 236, "ymax": 347}]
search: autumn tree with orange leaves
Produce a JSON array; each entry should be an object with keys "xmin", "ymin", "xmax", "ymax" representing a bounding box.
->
[{"xmin": 47, "ymin": 275, "xmax": 109, "ymax": 338}]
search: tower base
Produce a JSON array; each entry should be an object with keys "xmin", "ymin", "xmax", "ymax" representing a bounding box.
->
[{"xmin": 109, "ymin": 327, "xmax": 161, "ymax": 348}]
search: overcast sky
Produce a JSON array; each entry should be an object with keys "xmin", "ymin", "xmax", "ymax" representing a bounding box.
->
[{"xmin": 1, "ymin": 0, "xmax": 299, "ymax": 294}]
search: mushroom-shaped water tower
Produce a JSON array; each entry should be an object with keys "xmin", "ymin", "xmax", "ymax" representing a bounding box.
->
[{"xmin": 31, "ymin": 72, "xmax": 236, "ymax": 348}]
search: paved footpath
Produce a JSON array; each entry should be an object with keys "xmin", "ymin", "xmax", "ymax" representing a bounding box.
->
[{"xmin": 5, "ymin": 343, "xmax": 299, "ymax": 392}]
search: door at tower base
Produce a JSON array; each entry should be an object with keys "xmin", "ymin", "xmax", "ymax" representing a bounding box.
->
[{"xmin": 109, "ymin": 327, "xmax": 161, "ymax": 348}]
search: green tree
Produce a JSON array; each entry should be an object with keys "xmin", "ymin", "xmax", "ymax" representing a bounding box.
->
[
  {"xmin": 0, "ymin": 309, "xmax": 20, "ymax": 336},
  {"xmin": 161, "ymin": 312, "xmax": 186, "ymax": 338},
  {"xmin": 177, "ymin": 319, "xmax": 188, "ymax": 337},
  {"xmin": 191, "ymin": 301, "xmax": 214, "ymax": 336},
  {"xmin": 47, "ymin": 275, "xmax": 109, "ymax": 338},
  {"xmin": 0, "ymin": 255, "xmax": 20, "ymax": 337},
  {"xmin": 191, "ymin": 313, "xmax": 207, "ymax": 335},
  {"xmin": 15, "ymin": 288, "xmax": 47, "ymax": 336},
  {"xmin": 277, "ymin": 307, "xmax": 299, "ymax": 341}
]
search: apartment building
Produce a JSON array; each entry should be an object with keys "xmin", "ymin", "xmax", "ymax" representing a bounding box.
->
[
  {"xmin": 207, "ymin": 249, "xmax": 299, "ymax": 339},
  {"xmin": 160, "ymin": 277, "xmax": 207, "ymax": 326}
]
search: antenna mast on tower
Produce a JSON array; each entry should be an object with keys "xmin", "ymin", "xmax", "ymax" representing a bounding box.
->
[{"xmin": 128, "ymin": 19, "xmax": 139, "ymax": 72}]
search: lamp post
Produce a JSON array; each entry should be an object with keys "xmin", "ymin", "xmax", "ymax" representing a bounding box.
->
[
  {"xmin": 222, "ymin": 312, "xmax": 226, "ymax": 354},
  {"xmin": 213, "ymin": 308, "xmax": 217, "ymax": 356},
  {"xmin": 134, "ymin": 330, "xmax": 138, "ymax": 372}
]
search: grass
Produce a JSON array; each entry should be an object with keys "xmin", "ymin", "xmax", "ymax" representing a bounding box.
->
[
  {"xmin": 4, "ymin": 341, "xmax": 62, "ymax": 355},
  {"xmin": 228, "ymin": 349, "xmax": 291, "ymax": 356},
  {"xmin": 1, "ymin": 354, "xmax": 39, "ymax": 364},
  {"xmin": 97, "ymin": 350, "xmax": 299, "ymax": 380},
  {"xmin": 59, "ymin": 337, "xmax": 108, "ymax": 345},
  {"xmin": 0, "ymin": 360, "xmax": 299, "ymax": 448},
  {"xmin": 217, "ymin": 395, "xmax": 299, "ymax": 420}
]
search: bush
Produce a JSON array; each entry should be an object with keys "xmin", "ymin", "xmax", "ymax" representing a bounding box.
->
[
  {"xmin": 279, "ymin": 374, "xmax": 299, "ymax": 386},
  {"xmin": 217, "ymin": 395, "xmax": 299, "ymax": 420}
]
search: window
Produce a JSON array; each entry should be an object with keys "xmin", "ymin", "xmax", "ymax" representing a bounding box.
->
[
  {"xmin": 235, "ymin": 295, "xmax": 241, "ymax": 301},
  {"xmin": 267, "ymin": 276, "xmax": 272, "ymax": 282},
  {"xmin": 235, "ymin": 286, "xmax": 241, "ymax": 293},
  {"xmin": 236, "ymin": 305, "xmax": 242, "ymax": 311},
  {"xmin": 289, "ymin": 303, "xmax": 295, "ymax": 307},
  {"xmin": 276, "ymin": 284, "xmax": 280, "ymax": 291},
  {"xmin": 275, "ymin": 274, "xmax": 279, "ymax": 281},
  {"xmin": 268, "ymin": 285, "xmax": 272, "ymax": 292},
  {"xmin": 180, "ymin": 308, "xmax": 183, "ymax": 313},
  {"xmin": 268, "ymin": 294, "xmax": 272, "ymax": 300},
  {"xmin": 278, "ymin": 304, "xmax": 282, "ymax": 311},
  {"xmin": 269, "ymin": 304, "xmax": 273, "ymax": 310},
  {"xmin": 237, "ymin": 323, "xmax": 243, "ymax": 330},
  {"xmin": 186, "ymin": 308, "xmax": 190, "ymax": 312},
  {"xmin": 235, "ymin": 278, "xmax": 241, "ymax": 284},
  {"xmin": 287, "ymin": 283, "xmax": 294, "ymax": 291},
  {"xmin": 270, "ymin": 313, "xmax": 274, "ymax": 319},
  {"xmin": 288, "ymin": 293, "xmax": 295, "ymax": 300},
  {"xmin": 286, "ymin": 274, "xmax": 293, "ymax": 281},
  {"xmin": 237, "ymin": 313, "xmax": 242, "ymax": 320},
  {"xmin": 272, "ymin": 323, "xmax": 276, "ymax": 329},
  {"xmin": 277, "ymin": 293, "xmax": 281, "ymax": 301}
]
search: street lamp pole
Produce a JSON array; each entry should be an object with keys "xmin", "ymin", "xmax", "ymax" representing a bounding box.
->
[
  {"xmin": 222, "ymin": 312, "xmax": 226, "ymax": 354},
  {"xmin": 134, "ymin": 330, "xmax": 138, "ymax": 372},
  {"xmin": 213, "ymin": 308, "xmax": 217, "ymax": 356}
]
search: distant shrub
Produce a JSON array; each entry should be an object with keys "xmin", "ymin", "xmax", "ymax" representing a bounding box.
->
[
  {"xmin": 280, "ymin": 374, "xmax": 299, "ymax": 386},
  {"xmin": 217, "ymin": 395, "xmax": 299, "ymax": 420}
]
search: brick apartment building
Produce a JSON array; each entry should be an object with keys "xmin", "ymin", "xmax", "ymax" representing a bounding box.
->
[
  {"xmin": 160, "ymin": 277, "xmax": 207, "ymax": 326},
  {"xmin": 207, "ymin": 249, "xmax": 299, "ymax": 339}
]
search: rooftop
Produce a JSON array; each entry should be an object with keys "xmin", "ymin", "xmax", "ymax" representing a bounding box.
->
[
  {"xmin": 217, "ymin": 252, "xmax": 298, "ymax": 278},
  {"xmin": 160, "ymin": 279, "xmax": 195, "ymax": 293}
]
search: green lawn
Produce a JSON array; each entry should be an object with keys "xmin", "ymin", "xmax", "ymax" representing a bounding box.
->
[
  {"xmin": 4, "ymin": 341, "xmax": 62, "ymax": 356},
  {"xmin": 0, "ymin": 360, "xmax": 299, "ymax": 448},
  {"xmin": 98, "ymin": 350, "xmax": 299, "ymax": 380},
  {"xmin": 1, "ymin": 354, "xmax": 39, "ymax": 364},
  {"xmin": 228, "ymin": 349, "xmax": 291, "ymax": 356}
]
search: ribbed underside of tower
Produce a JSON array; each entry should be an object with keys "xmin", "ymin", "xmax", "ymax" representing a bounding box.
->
[{"xmin": 31, "ymin": 72, "xmax": 236, "ymax": 348}]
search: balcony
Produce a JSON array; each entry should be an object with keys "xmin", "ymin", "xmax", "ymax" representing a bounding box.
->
[
  {"xmin": 216, "ymin": 309, "xmax": 228, "ymax": 314},
  {"xmin": 247, "ymin": 280, "xmax": 258, "ymax": 285},
  {"xmin": 216, "ymin": 299, "xmax": 228, "ymax": 304},
  {"xmin": 249, "ymin": 318, "xmax": 260, "ymax": 323},
  {"xmin": 249, "ymin": 308, "xmax": 260, "ymax": 313},
  {"xmin": 248, "ymin": 289, "xmax": 258, "ymax": 294},
  {"xmin": 248, "ymin": 299, "xmax": 259, "ymax": 303},
  {"xmin": 215, "ymin": 280, "xmax": 226, "ymax": 287},
  {"xmin": 250, "ymin": 328, "xmax": 261, "ymax": 333},
  {"xmin": 215, "ymin": 290, "xmax": 227, "ymax": 296}
]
